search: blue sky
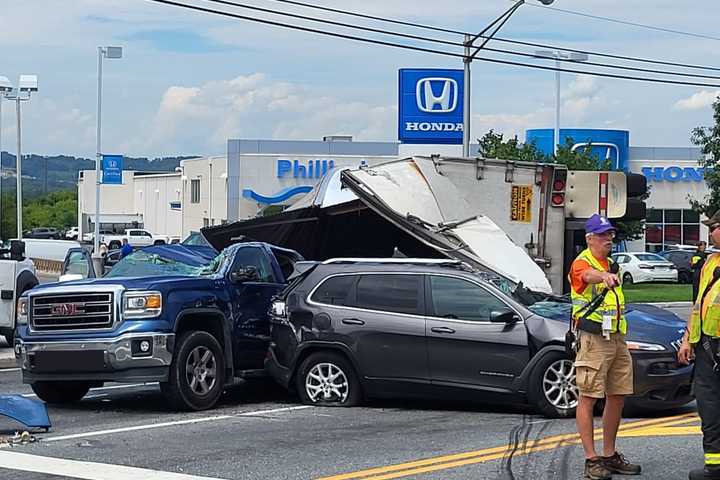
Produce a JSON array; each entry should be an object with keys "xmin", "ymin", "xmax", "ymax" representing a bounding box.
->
[{"xmin": 1, "ymin": 0, "xmax": 720, "ymax": 158}]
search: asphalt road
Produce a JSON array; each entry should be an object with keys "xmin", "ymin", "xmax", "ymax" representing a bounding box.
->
[{"xmin": 0, "ymin": 304, "xmax": 703, "ymax": 480}]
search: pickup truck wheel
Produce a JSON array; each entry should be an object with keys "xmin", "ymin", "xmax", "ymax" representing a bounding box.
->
[
  {"xmin": 161, "ymin": 331, "xmax": 225, "ymax": 411},
  {"xmin": 296, "ymin": 352, "xmax": 361, "ymax": 407},
  {"xmin": 529, "ymin": 352, "xmax": 578, "ymax": 419},
  {"xmin": 31, "ymin": 381, "xmax": 91, "ymax": 404}
]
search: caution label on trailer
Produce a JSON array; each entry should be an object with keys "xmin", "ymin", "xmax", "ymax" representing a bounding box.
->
[{"xmin": 511, "ymin": 185, "xmax": 533, "ymax": 223}]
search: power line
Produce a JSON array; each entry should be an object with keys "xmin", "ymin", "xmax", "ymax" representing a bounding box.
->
[
  {"xmin": 262, "ymin": 0, "xmax": 720, "ymax": 73},
  {"xmin": 524, "ymin": 2, "xmax": 720, "ymax": 42},
  {"xmin": 202, "ymin": 0, "xmax": 465, "ymax": 48},
  {"xmin": 198, "ymin": 0, "xmax": 720, "ymax": 81},
  {"xmin": 491, "ymin": 37, "xmax": 720, "ymax": 74},
  {"xmin": 266, "ymin": 0, "xmax": 467, "ymax": 36},
  {"xmin": 147, "ymin": 0, "xmax": 720, "ymax": 88},
  {"xmin": 483, "ymin": 46, "xmax": 720, "ymax": 81}
]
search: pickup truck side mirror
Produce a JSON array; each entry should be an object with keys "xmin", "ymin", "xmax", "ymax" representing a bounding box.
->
[
  {"xmin": 230, "ymin": 266, "xmax": 260, "ymax": 284},
  {"xmin": 489, "ymin": 308, "xmax": 521, "ymax": 324}
]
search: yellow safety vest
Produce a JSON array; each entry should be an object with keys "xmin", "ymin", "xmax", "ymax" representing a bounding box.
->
[
  {"xmin": 570, "ymin": 248, "xmax": 627, "ymax": 334},
  {"xmin": 689, "ymin": 253, "xmax": 720, "ymax": 343},
  {"xmin": 692, "ymin": 255, "xmax": 702, "ymax": 266}
]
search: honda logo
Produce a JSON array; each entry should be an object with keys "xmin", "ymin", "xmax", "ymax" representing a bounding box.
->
[{"xmin": 416, "ymin": 78, "xmax": 458, "ymax": 113}]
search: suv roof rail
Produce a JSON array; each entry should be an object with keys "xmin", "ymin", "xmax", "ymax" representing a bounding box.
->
[{"xmin": 321, "ymin": 258, "xmax": 461, "ymax": 265}]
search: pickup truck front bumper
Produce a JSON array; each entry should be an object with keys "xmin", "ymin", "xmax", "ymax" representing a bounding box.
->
[{"xmin": 15, "ymin": 332, "xmax": 175, "ymax": 384}]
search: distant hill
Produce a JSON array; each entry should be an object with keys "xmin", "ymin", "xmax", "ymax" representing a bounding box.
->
[{"xmin": 0, "ymin": 152, "xmax": 198, "ymax": 198}]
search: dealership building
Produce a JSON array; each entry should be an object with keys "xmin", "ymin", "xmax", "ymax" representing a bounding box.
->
[
  {"xmin": 78, "ymin": 129, "xmax": 709, "ymax": 253},
  {"xmin": 78, "ymin": 68, "xmax": 711, "ymax": 252},
  {"xmin": 526, "ymin": 128, "xmax": 708, "ymax": 252},
  {"xmin": 77, "ymin": 137, "xmax": 398, "ymax": 241}
]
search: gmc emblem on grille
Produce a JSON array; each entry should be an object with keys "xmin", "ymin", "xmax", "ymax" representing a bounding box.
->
[{"xmin": 52, "ymin": 303, "xmax": 79, "ymax": 316}]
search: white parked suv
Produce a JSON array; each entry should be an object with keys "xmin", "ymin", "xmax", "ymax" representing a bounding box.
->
[
  {"xmin": 102, "ymin": 229, "xmax": 171, "ymax": 249},
  {"xmin": 611, "ymin": 252, "xmax": 678, "ymax": 285},
  {"xmin": 65, "ymin": 226, "xmax": 79, "ymax": 240}
]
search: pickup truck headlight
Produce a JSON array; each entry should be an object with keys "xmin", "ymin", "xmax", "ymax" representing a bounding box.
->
[
  {"xmin": 123, "ymin": 291, "xmax": 162, "ymax": 319},
  {"xmin": 16, "ymin": 297, "xmax": 28, "ymax": 325},
  {"xmin": 627, "ymin": 341, "xmax": 666, "ymax": 352}
]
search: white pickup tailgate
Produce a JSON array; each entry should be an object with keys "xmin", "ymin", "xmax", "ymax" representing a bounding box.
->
[{"xmin": 0, "ymin": 260, "xmax": 17, "ymax": 329}]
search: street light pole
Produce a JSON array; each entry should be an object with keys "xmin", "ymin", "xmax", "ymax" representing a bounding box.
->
[
  {"xmin": 0, "ymin": 77, "xmax": 15, "ymax": 243},
  {"xmin": 555, "ymin": 57, "xmax": 561, "ymax": 156},
  {"xmin": 15, "ymin": 95, "xmax": 21, "ymax": 239},
  {"xmin": 463, "ymin": 35, "xmax": 472, "ymax": 157},
  {"xmin": 462, "ymin": 0, "xmax": 555, "ymax": 157},
  {"xmin": 0, "ymin": 95, "xmax": 3, "ymax": 242},
  {"xmin": 534, "ymin": 50, "xmax": 589, "ymax": 155},
  {"xmin": 94, "ymin": 47, "xmax": 103, "ymax": 257},
  {"xmin": 93, "ymin": 46, "xmax": 122, "ymax": 274},
  {"xmin": 0, "ymin": 76, "xmax": 36, "ymax": 241}
]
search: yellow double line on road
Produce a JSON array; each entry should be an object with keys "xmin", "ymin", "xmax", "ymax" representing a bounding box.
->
[{"xmin": 317, "ymin": 413, "xmax": 699, "ymax": 480}]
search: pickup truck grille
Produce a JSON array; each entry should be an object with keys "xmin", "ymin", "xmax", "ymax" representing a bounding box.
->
[{"xmin": 31, "ymin": 293, "xmax": 114, "ymax": 331}]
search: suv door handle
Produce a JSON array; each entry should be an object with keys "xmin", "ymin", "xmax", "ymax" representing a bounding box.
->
[
  {"xmin": 342, "ymin": 318, "xmax": 365, "ymax": 326},
  {"xmin": 431, "ymin": 327, "xmax": 456, "ymax": 334}
]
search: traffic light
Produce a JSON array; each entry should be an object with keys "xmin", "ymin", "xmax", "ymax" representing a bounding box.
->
[
  {"xmin": 551, "ymin": 168, "xmax": 567, "ymax": 207},
  {"xmin": 621, "ymin": 173, "xmax": 647, "ymax": 221}
]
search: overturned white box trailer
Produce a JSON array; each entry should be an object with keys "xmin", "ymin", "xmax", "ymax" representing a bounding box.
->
[{"xmin": 202, "ymin": 156, "xmax": 628, "ymax": 294}]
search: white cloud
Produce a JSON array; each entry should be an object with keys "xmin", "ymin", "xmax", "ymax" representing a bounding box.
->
[
  {"xmin": 675, "ymin": 90, "xmax": 720, "ymax": 111},
  {"xmin": 134, "ymin": 73, "xmax": 396, "ymax": 155},
  {"xmin": 5, "ymin": 0, "xmax": 720, "ymax": 157}
]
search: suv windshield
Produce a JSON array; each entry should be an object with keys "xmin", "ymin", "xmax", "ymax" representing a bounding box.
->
[
  {"xmin": 105, "ymin": 250, "xmax": 209, "ymax": 278},
  {"xmin": 526, "ymin": 300, "xmax": 571, "ymax": 320}
]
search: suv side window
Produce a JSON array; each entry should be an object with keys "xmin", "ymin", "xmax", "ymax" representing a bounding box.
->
[
  {"xmin": 354, "ymin": 274, "xmax": 422, "ymax": 315},
  {"xmin": 311, "ymin": 275, "xmax": 357, "ymax": 306},
  {"xmin": 429, "ymin": 275, "xmax": 509, "ymax": 322},
  {"xmin": 231, "ymin": 247, "xmax": 275, "ymax": 283}
]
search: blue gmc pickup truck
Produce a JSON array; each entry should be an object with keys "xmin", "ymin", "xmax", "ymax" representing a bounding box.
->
[{"xmin": 14, "ymin": 242, "xmax": 302, "ymax": 411}]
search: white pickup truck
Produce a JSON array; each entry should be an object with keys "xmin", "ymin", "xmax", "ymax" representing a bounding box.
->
[{"xmin": 101, "ymin": 229, "xmax": 171, "ymax": 249}]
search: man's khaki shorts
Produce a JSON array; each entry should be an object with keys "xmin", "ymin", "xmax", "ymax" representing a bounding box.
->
[{"xmin": 574, "ymin": 330, "xmax": 634, "ymax": 398}]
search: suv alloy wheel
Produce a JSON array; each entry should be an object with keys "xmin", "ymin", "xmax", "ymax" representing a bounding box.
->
[
  {"xmin": 161, "ymin": 331, "xmax": 225, "ymax": 411},
  {"xmin": 529, "ymin": 351, "xmax": 578, "ymax": 418},
  {"xmin": 296, "ymin": 352, "xmax": 361, "ymax": 407}
]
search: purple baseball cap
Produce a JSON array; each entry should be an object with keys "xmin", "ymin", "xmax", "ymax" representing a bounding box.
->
[{"xmin": 585, "ymin": 213, "xmax": 616, "ymax": 235}]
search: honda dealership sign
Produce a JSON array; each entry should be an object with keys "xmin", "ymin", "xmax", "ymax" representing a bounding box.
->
[{"xmin": 398, "ymin": 68, "xmax": 464, "ymax": 144}]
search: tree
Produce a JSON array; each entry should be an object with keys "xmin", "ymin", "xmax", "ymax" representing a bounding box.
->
[
  {"xmin": 23, "ymin": 190, "xmax": 77, "ymax": 233},
  {"xmin": 477, "ymin": 130, "xmax": 548, "ymax": 162},
  {"xmin": 477, "ymin": 131, "xmax": 644, "ymax": 241},
  {"xmin": 689, "ymin": 97, "xmax": 720, "ymax": 216}
]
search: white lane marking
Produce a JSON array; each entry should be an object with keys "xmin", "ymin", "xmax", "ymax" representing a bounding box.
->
[
  {"xmin": 0, "ymin": 450, "xmax": 228, "ymax": 480},
  {"xmin": 45, "ymin": 405, "xmax": 312, "ymax": 442},
  {"xmin": 21, "ymin": 382, "xmax": 153, "ymax": 398},
  {"xmin": 0, "ymin": 367, "xmax": 20, "ymax": 373}
]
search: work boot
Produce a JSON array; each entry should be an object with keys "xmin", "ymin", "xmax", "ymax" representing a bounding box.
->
[
  {"xmin": 584, "ymin": 457, "xmax": 612, "ymax": 480},
  {"xmin": 690, "ymin": 467, "xmax": 720, "ymax": 479},
  {"xmin": 602, "ymin": 451, "xmax": 641, "ymax": 475}
]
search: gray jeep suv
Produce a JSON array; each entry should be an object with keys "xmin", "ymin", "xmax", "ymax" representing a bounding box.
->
[{"xmin": 266, "ymin": 259, "xmax": 693, "ymax": 418}]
